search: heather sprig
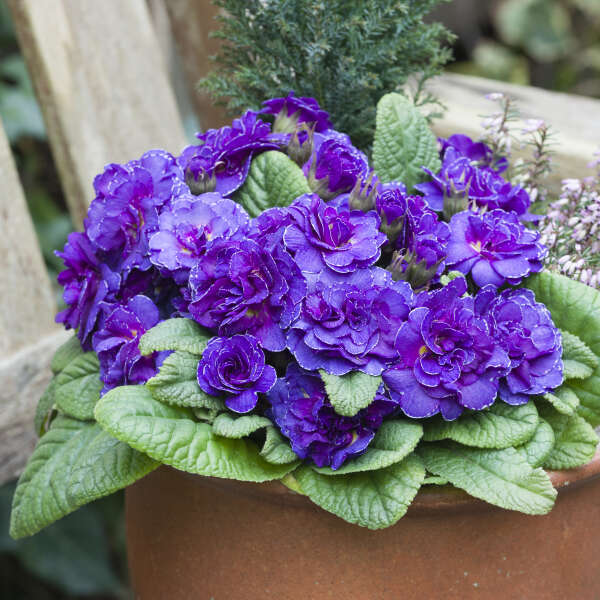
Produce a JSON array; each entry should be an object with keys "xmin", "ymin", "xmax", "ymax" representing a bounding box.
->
[{"xmin": 539, "ymin": 172, "xmax": 600, "ymax": 288}]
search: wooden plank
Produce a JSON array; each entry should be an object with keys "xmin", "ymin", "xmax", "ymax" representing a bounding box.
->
[
  {"xmin": 0, "ymin": 117, "xmax": 68, "ymax": 484},
  {"xmin": 7, "ymin": 0, "xmax": 187, "ymax": 228},
  {"xmin": 163, "ymin": 0, "xmax": 228, "ymax": 130},
  {"xmin": 431, "ymin": 73, "xmax": 600, "ymax": 186}
]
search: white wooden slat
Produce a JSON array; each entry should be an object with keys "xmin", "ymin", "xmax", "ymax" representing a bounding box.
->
[
  {"xmin": 0, "ymin": 117, "xmax": 68, "ymax": 484},
  {"xmin": 7, "ymin": 0, "xmax": 187, "ymax": 227}
]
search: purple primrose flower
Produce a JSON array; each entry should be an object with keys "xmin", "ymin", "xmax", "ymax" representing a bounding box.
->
[
  {"xmin": 267, "ymin": 363, "xmax": 399, "ymax": 469},
  {"xmin": 284, "ymin": 194, "xmax": 386, "ymax": 276},
  {"xmin": 439, "ymin": 134, "xmax": 508, "ymax": 174},
  {"xmin": 261, "ymin": 91, "xmax": 332, "ymax": 133},
  {"xmin": 197, "ymin": 334, "xmax": 276, "ymax": 413},
  {"xmin": 446, "ymin": 209, "xmax": 547, "ymax": 287},
  {"xmin": 376, "ymin": 189, "xmax": 449, "ymax": 287},
  {"xmin": 85, "ymin": 150, "xmax": 185, "ymax": 273},
  {"xmin": 304, "ymin": 132, "xmax": 369, "ymax": 199},
  {"xmin": 416, "ymin": 147, "xmax": 531, "ymax": 218},
  {"xmin": 92, "ymin": 295, "xmax": 166, "ymax": 394},
  {"xmin": 188, "ymin": 238, "xmax": 306, "ymax": 351},
  {"xmin": 149, "ymin": 192, "xmax": 249, "ymax": 282},
  {"xmin": 475, "ymin": 287, "xmax": 563, "ymax": 404},
  {"xmin": 383, "ymin": 278, "xmax": 510, "ymax": 420},
  {"xmin": 178, "ymin": 111, "xmax": 279, "ymax": 197},
  {"xmin": 55, "ymin": 232, "xmax": 120, "ymax": 350},
  {"xmin": 287, "ymin": 269, "xmax": 414, "ymax": 376}
]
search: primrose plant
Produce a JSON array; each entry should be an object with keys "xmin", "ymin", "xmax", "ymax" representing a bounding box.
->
[{"xmin": 10, "ymin": 90, "xmax": 600, "ymax": 536}]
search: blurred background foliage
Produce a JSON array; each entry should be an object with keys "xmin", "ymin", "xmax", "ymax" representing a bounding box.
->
[
  {"xmin": 433, "ymin": 0, "xmax": 600, "ymax": 96},
  {"xmin": 0, "ymin": 0, "xmax": 598, "ymax": 598}
]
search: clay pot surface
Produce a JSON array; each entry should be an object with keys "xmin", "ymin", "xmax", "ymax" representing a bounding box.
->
[{"xmin": 126, "ymin": 449, "xmax": 600, "ymax": 600}]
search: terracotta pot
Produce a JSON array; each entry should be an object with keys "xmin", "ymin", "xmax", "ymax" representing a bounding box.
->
[{"xmin": 126, "ymin": 450, "xmax": 600, "ymax": 600}]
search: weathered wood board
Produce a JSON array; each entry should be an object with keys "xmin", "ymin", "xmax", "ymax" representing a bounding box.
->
[{"xmin": 7, "ymin": 0, "xmax": 187, "ymax": 227}]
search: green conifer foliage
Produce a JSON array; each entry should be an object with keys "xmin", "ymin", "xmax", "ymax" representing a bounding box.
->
[{"xmin": 200, "ymin": 0, "xmax": 454, "ymax": 151}]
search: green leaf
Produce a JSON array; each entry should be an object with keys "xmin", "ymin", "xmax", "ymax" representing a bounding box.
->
[
  {"xmin": 295, "ymin": 453, "xmax": 426, "ymax": 529},
  {"xmin": 312, "ymin": 419, "xmax": 423, "ymax": 475},
  {"xmin": 422, "ymin": 475, "xmax": 450, "ymax": 485},
  {"xmin": 146, "ymin": 351, "xmax": 225, "ymax": 410},
  {"xmin": 95, "ymin": 386, "xmax": 296, "ymax": 482},
  {"xmin": 54, "ymin": 353, "xmax": 102, "ymax": 421},
  {"xmin": 372, "ymin": 93, "xmax": 440, "ymax": 190},
  {"xmin": 212, "ymin": 413, "xmax": 272, "ymax": 439},
  {"xmin": 34, "ymin": 377, "xmax": 58, "ymax": 436},
  {"xmin": 423, "ymin": 402, "xmax": 539, "ymax": 449},
  {"xmin": 516, "ymin": 418, "xmax": 555, "ymax": 468},
  {"xmin": 539, "ymin": 405, "xmax": 599, "ymax": 470},
  {"xmin": 233, "ymin": 151, "xmax": 310, "ymax": 217},
  {"xmin": 139, "ymin": 318, "xmax": 210, "ymax": 356},
  {"xmin": 563, "ymin": 360, "xmax": 593, "ymax": 380},
  {"xmin": 10, "ymin": 416, "xmax": 157, "ymax": 539},
  {"xmin": 524, "ymin": 272, "xmax": 600, "ymax": 426},
  {"xmin": 51, "ymin": 335, "xmax": 84, "ymax": 374},
  {"xmin": 561, "ymin": 330, "xmax": 598, "ymax": 371},
  {"xmin": 544, "ymin": 386, "xmax": 580, "ymax": 416},
  {"xmin": 260, "ymin": 427, "xmax": 300, "ymax": 465},
  {"xmin": 418, "ymin": 443, "xmax": 557, "ymax": 515},
  {"xmin": 320, "ymin": 370, "xmax": 382, "ymax": 417}
]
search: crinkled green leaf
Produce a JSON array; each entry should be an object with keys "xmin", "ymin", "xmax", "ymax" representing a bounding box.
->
[
  {"xmin": 423, "ymin": 402, "xmax": 538, "ymax": 449},
  {"xmin": 524, "ymin": 272, "xmax": 600, "ymax": 426},
  {"xmin": 234, "ymin": 150, "xmax": 310, "ymax": 217},
  {"xmin": 139, "ymin": 318, "xmax": 210, "ymax": 356},
  {"xmin": 295, "ymin": 453, "xmax": 426, "ymax": 529},
  {"xmin": 312, "ymin": 419, "xmax": 423, "ymax": 476},
  {"xmin": 418, "ymin": 442, "xmax": 557, "ymax": 515},
  {"xmin": 372, "ymin": 92, "xmax": 440, "ymax": 190},
  {"xmin": 51, "ymin": 335, "xmax": 84, "ymax": 374},
  {"xmin": 544, "ymin": 386, "xmax": 580, "ymax": 416},
  {"xmin": 10, "ymin": 416, "xmax": 157, "ymax": 539},
  {"xmin": 516, "ymin": 418, "xmax": 555, "ymax": 468},
  {"xmin": 563, "ymin": 360, "xmax": 593, "ymax": 380},
  {"xmin": 561, "ymin": 330, "xmax": 598, "ymax": 371},
  {"xmin": 422, "ymin": 475, "xmax": 450, "ymax": 485},
  {"xmin": 212, "ymin": 413, "xmax": 272, "ymax": 439},
  {"xmin": 146, "ymin": 351, "xmax": 225, "ymax": 410},
  {"xmin": 260, "ymin": 427, "xmax": 300, "ymax": 465},
  {"xmin": 34, "ymin": 377, "xmax": 58, "ymax": 436},
  {"xmin": 94, "ymin": 386, "xmax": 295, "ymax": 482},
  {"xmin": 320, "ymin": 370, "xmax": 382, "ymax": 417},
  {"xmin": 539, "ymin": 405, "xmax": 598, "ymax": 470},
  {"xmin": 54, "ymin": 353, "xmax": 102, "ymax": 421}
]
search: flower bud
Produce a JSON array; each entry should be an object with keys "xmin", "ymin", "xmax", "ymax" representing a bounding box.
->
[
  {"xmin": 273, "ymin": 108, "xmax": 302, "ymax": 134},
  {"xmin": 387, "ymin": 250, "xmax": 442, "ymax": 290},
  {"xmin": 185, "ymin": 162, "xmax": 217, "ymax": 195},
  {"xmin": 442, "ymin": 179, "xmax": 471, "ymax": 221},
  {"xmin": 287, "ymin": 124, "xmax": 315, "ymax": 167},
  {"xmin": 349, "ymin": 171, "xmax": 380, "ymax": 212}
]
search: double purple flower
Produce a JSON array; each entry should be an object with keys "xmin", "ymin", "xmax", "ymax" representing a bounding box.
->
[
  {"xmin": 92, "ymin": 295, "xmax": 166, "ymax": 394},
  {"xmin": 188, "ymin": 238, "xmax": 306, "ymax": 351},
  {"xmin": 149, "ymin": 192, "xmax": 249, "ymax": 283},
  {"xmin": 416, "ymin": 147, "xmax": 531, "ymax": 218},
  {"xmin": 178, "ymin": 111, "xmax": 279, "ymax": 196},
  {"xmin": 475, "ymin": 287, "xmax": 563, "ymax": 404},
  {"xmin": 284, "ymin": 194, "xmax": 386, "ymax": 277},
  {"xmin": 288, "ymin": 269, "xmax": 414, "ymax": 376},
  {"xmin": 446, "ymin": 209, "xmax": 547, "ymax": 287},
  {"xmin": 197, "ymin": 334, "xmax": 276, "ymax": 413},
  {"xmin": 439, "ymin": 134, "xmax": 508, "ymax": 174},
  {"xmin": 383, "ymin": 278, "xmax": 510, "ymax": 421},
  {"xmin": 267, "ymin": 363, "xmax": 399, "ymax": 469},
  {"xmin": 261, "ymin": 91, "xmax": 332, "ymax": 133}
]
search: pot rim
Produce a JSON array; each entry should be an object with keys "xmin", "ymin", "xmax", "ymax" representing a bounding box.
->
[{"xmin": 164, "ymin": 446, "xmax": 600, "ymax": 517}]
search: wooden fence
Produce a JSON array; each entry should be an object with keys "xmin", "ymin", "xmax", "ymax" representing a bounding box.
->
[{"xmin": 1, "ymin": 0, "xmax": 599, "ymax": 485}]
